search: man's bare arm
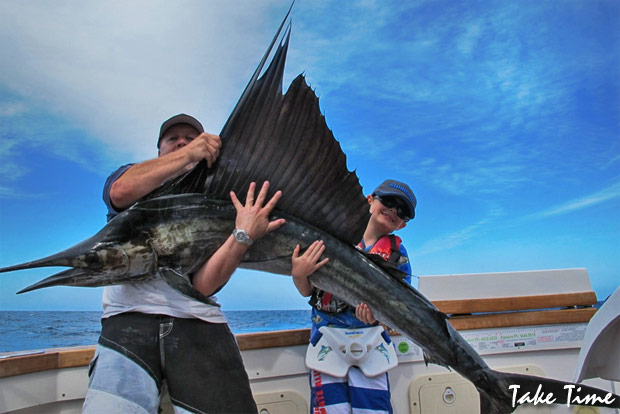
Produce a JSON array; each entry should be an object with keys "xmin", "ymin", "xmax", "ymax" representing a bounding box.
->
[
  {"xmin": 110, "ymin": 133, "xmax": 220, "ymax": 209},
  {"xmin": 192, "ymin": 182, "xmax": 286, "ymax": 297}
]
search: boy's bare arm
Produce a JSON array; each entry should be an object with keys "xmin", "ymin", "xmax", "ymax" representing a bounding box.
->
[{"xmin": 291, "ymin": 240, "xmax": 329, "ymax": 297}]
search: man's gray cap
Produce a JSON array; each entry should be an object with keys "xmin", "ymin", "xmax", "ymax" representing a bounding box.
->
[{"xmin": 158, "ymin": 114, "xmax": 204, "ymax": 148}]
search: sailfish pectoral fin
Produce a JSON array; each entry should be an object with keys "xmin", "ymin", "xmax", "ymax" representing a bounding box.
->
[{"xmin": 158, "ymin": 267, "xmax": 220, "ymax": 307}]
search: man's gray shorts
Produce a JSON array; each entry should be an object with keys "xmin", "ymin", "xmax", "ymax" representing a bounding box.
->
[{"xmin": 83, "ymin": 312, "xmax": 257, "ymax": 414}]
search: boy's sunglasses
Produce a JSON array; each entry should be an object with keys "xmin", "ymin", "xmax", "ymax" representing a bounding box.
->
[{"xmin": 373, "ymin": 195, "xmax": 411, "ymax": 221}]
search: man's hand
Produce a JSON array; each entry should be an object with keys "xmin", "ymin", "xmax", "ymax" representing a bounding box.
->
[
  {"xmin": 184, "ymin": 132, "xmax": 222, "ymax": 167},
  {"xmin": 230, "ymin": 181, "xmax": 285, "ymax": 241},
  {"xmin": 192, "ymin": 181, "xmax": 284, "ymax": 297}
]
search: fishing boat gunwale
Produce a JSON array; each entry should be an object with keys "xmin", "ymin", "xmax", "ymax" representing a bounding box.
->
[{"xmin": 1, "ymin": 268, "xmax": 616, "ymax": 414}]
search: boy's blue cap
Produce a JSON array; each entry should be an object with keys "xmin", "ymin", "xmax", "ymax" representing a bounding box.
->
[
  {"xmin": 158, "ymin": 114, "xmax": 204, "ymax": 148},
  {"xmin": 373, "ymin": 179, "xmax": 417, "ymax": 219}
]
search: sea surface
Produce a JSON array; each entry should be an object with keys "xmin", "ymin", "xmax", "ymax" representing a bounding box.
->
[
  {"xmin": 1, "ymin": 300, "xmax": 607, "ymax": 353},
  {"xmin": 0, "ymin": 310, "xmax": 311, "ymax": 353}
]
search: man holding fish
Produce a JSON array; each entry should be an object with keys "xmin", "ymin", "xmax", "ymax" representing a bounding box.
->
[{"xmin": 83, "ymin": 114, "xmax": 283, "ymax": 414}]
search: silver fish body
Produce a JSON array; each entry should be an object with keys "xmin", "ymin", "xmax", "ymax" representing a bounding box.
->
[{"xmin": 3, "ymin": 192, "xmax": 618, "ymax": 412}]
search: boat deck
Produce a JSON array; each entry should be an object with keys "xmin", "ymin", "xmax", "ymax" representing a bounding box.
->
[{"xmin": 1, "ymin": 268, "xmax": 617, "ymax": 413}]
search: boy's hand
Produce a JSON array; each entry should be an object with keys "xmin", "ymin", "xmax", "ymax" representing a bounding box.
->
[
  {"xmin": 291, "ymin": 240, "xmax": 329, "ymax": 279},
  {"xmin": 355, "ymin": 302, "xmax": 377, "ymax": 324},
  {"xmin": 291, "ymin": 240, "xmax": 329, "ymax": 297}
]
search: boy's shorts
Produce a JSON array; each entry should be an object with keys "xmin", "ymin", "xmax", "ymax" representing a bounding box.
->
[
  {"xmin": 82, "ymin": 312, "xmax": 257, "ymax": 414},
  {"xmin": 310, "ymin": 367, "xmax": 392, "ymax": 414}
]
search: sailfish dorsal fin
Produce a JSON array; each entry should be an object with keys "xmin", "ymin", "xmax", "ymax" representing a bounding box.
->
[{"xmin": 144, "ymin": 4, "xmax": 370, "ymax": 245}]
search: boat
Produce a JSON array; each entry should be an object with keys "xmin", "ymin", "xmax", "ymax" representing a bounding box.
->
[{"xmin": 1, "ymin": 268, "xmax": 618, "ymax": 413}]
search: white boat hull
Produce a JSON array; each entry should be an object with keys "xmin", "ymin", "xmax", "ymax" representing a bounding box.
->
[{"xmin": 1, "ymin": 269, "xmax": 618, "ymax": 413}]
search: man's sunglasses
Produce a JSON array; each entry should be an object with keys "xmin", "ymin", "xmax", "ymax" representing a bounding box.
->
[{"xmin": 373, "ymin": 195, "xmax": 411, "ymax": 221}]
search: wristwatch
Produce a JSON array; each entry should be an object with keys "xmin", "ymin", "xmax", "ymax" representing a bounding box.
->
[{"xmin": 232, "ymin": 229, "xmax": 254, "ymax": 246}]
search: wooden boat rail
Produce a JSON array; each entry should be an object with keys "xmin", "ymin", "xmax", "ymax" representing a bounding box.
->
[
  {"xmin": 0, "ymin": 291, "xmax": 597, "ymax": 379},
  {"xmin": 439, "ymin": 291, "xmax": 597, "ymax": 330}
]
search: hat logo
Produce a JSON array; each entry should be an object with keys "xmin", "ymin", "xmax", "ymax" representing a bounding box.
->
[{"xmin": 389, "ymin": 183, "xmax": 415, "ymax": 205}]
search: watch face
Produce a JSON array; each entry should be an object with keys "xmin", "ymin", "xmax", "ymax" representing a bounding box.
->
[{"xmin": 234, "ymin": 229, "xmax": 252, "ymax": 245}]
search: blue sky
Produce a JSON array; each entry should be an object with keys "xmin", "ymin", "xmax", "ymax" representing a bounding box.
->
[{"xmin": 0, "ymin": 0, "xmax": 618, "ymax": 311}]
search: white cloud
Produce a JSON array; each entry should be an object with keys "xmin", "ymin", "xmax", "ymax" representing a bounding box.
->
[
  {"xmin": 530, "ymin": 181, "xmax": 620, "ymax": 219},
  {"xmin": 0, "ymin": 137, "xmax": 26, "ymax": 184},
  {"xmin": 0, "ymin": 102, "xmax": 26, "ymax": 117},
  {"xmin": 601, "ymin": 155, "xmax": 620, "ymax": 171},
  {"xmin": 412, "ymin": 207, "xmax": 503, "ymax": 257},
  {"xmin": 457, "ymin": 23, "xmax": 483, "ymax": 55},
  {"xmin": 0, "ymin": 0, "xmax": 288, "ymax": 163},
  {"xmin": 0, "ymin": 0, "xmax": 617, "ymax": 204},
  {"xmin": 280, "ymin": 2, "xmax": 599, "ymax": 203}
]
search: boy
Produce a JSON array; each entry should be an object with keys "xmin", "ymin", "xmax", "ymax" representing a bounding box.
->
[{"xmin": 291, "ymin": 179, "xmax": 416, "ymax": 414}]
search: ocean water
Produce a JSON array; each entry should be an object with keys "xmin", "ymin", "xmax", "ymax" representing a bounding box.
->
[
  {"xmin": 2, "ymin": 302, "xmax": 606, "ymax": 353},
  {"xmin": 0, "ymin": 310, "xmax": 311, "ymax": 353}
]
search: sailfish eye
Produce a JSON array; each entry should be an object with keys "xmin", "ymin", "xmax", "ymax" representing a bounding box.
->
[{"xmin": 84, "ymin": 251, "xmax": 103, "ymax": 270}]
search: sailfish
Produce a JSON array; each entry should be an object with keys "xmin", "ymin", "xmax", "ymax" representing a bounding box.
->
[{"xmin": 1, "ymin": 4, "xmax": 618, "ymax": 413}]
